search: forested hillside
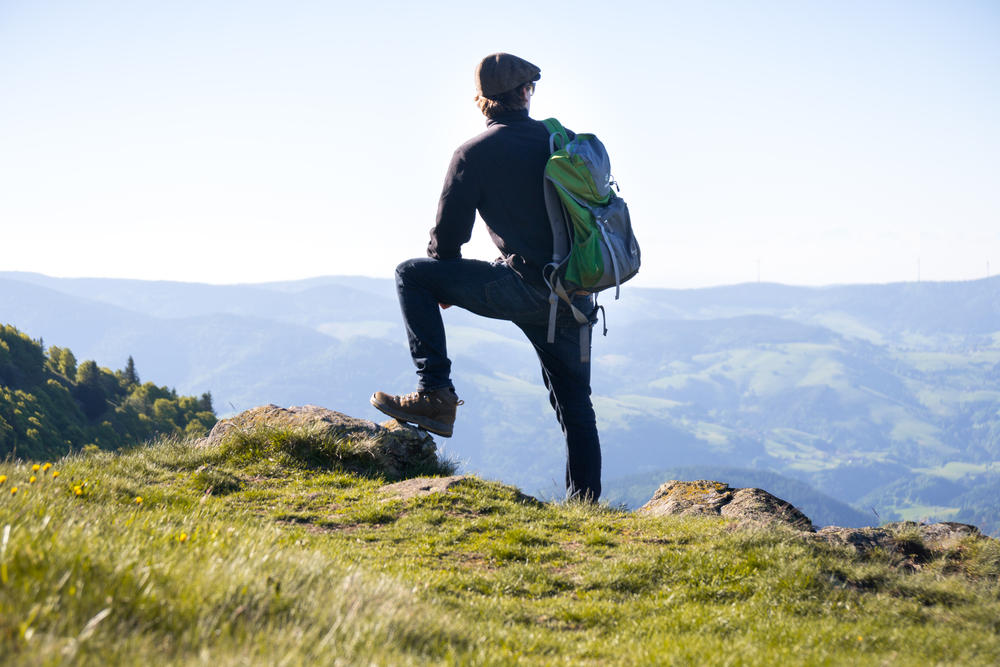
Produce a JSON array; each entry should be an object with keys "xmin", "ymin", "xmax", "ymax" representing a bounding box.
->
[{"xmin": 0, "ymin": 324, "xmax": 216, "ymax": 459}]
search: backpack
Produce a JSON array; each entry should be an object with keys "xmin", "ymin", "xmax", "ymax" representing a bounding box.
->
[{"xmin": 541, "ymin": 117, "xmax": 640, "ymax": 361}]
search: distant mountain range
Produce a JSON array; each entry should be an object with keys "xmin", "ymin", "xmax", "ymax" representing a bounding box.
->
[{"xmin": 2, "ymin": 271, "xmax": 998, "ymax": 533}]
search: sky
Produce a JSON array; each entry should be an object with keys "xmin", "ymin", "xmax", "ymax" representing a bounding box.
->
[{"xmin": 1, "ymin": 0, "xmax": 998, "ymax": 289}]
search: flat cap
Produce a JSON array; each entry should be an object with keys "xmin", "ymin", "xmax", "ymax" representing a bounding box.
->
[{"xmin": 475, "ymin": 53, "xmax": 541, "ymax": 98}]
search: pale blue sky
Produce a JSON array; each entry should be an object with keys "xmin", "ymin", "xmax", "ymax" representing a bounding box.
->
[{"xmin": 1, "ymin": 1, "xmax": 997, "ymax": 287}]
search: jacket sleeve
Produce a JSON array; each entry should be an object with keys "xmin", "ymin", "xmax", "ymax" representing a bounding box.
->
[{"xmin": 427, "ymin": 145, "xmax": 479, "ymax": 260}]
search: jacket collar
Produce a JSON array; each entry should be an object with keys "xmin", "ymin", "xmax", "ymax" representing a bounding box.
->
[{"xmin": 486, "ymin": 109, "xmax": 531, "ymax": 127}]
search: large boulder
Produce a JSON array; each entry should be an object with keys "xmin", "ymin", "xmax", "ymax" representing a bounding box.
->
[
  {"xmin": 637, "ymin": 480, "xmax": 814, "ymax": 531},
  {"xmin": 196, "ymin": 404, "xmax": 438, "ymax": 479}
]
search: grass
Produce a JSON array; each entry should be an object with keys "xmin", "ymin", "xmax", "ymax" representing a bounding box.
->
[{"xmin": 1, "ymin": 429, "xmax": 999, "ymax": 665}]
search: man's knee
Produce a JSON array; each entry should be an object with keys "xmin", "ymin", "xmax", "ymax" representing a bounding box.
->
[
  {"xmin": 551, "ymin": 393, "xmax": 596, "ymax": 431},
  {"xmin": 398, "ymin": 258, "xmax": 448, "ymax": 294},
  {"xmin": 547, "ymin": 382, "xmax": 594, "ymax": 420},
  {"xmin": 395, "ymin": 257, "xmax": 425, "ymax": 283}
]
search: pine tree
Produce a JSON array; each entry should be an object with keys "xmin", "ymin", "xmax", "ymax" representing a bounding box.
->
[{"xmin": 123, "ymin": 356, "xmax": 139, "ymax": 386}]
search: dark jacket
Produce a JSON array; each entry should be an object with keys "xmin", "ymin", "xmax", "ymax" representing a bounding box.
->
[{"xmin": 427, "ymin": 109, "xmax": 563, "ymax": 290}]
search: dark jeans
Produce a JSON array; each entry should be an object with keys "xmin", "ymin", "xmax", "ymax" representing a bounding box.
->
[{"xmin": 395, "ymin": 257, "xmax": 602, "ymax": 501}]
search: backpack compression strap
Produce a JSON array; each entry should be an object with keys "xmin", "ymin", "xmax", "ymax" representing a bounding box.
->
[{"xmin": 543, "ymin": 270, "xmax": 594, "ymax": 362}]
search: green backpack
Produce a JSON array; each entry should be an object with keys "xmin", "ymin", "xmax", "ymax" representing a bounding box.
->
[{"xmin": 541, "ymin": 118, "xmax": 640, "ymax": 361}]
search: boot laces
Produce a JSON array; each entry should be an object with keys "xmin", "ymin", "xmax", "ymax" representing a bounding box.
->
[
  {"xmin": 399, "ymin": 390, "xmax": 462, "ymax": 407},
  {"xmin": 398, "ymin": 391, "xmax": 425, "ymax": 407}
]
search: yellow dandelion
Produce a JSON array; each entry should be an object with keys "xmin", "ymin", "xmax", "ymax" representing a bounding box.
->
[
  {"xmin": 32, "ymin": 464, "xmax": 40, "ymax": 472},
  {"xmin": 178, "ymin": 532, "xmax": 188, "ymax": 543},
  {"xmin": 0, "ymin": 475, "xmax": 6, "ymax": 485},
  {"xmin": 134, "ymin": 496, "xmax": 143, "ymax": 505},
  {"xmin": 10, "ymin": 487, "xmax": 17, "ymax": 495},
  {"xmin": 51, "ymin": 471, "xmax": 60, "ymax": 478},
  {"xmin": 42, "ymin": 463, "xmax": 52, "ymax": 471},
  {"xmin": 73, "ymin": 486, "xmax": 83, "ymax": 496},
  {"xmin": 29, "ymin": 476, "xmax": 36, "ymax": 484}
]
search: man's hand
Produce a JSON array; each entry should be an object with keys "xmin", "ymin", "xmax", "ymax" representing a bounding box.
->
[{"xmin": 439, "ymin": 303, "xmax": 452, "ymax": 309}]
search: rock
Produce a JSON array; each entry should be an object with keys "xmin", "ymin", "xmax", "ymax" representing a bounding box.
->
[
  {"xmin": 637, "ymin": 480, "xmax": 814, "ymax": 531},
  {"xmin": 198, "ymin": 404, "xmax": 381, "ymax": 447},
  {"xmin": 813, "ymin": 526, "xmax": 893, "ymax": 555},
  {"xmin": 637, "ymin": 480, "xmax": 733, "ymax": 517},
  {"xmin": 814, "ymin": 521, "xmax": 983, "ymax": 562},
  {"xmin": 907, "ymin": 521, "xmax": 981, "ymax": 548},
  {"xmin": 196, "ymin": 404, "xmax": 438, "ymax": 478},
  {"xmin": 380, "ymin": 475, "xmax": 543, "ymax": 507},
  {"xmin": 635, "ymin": 480, "xmax": 995, "ymax": 567},
  {"xmin": 380, "ymin": 475, "xmax": 474, "ymax": 500},
  {"xmin": 721, "ymin": 487, "xmax": 814, "ymax": 531}
]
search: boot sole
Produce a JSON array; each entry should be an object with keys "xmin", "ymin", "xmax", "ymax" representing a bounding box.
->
[{"xmin": 369, "ymin": 394, "xmax": 454, "ymax": 438}]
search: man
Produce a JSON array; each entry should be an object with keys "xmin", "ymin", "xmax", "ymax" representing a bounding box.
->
[{"xmin": 371, "ymin": 53, "xmax": 602, "ymax": 501}]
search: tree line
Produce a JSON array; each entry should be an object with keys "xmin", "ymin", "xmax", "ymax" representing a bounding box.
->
[{"xmin": 1, "ymin": 323, "xmax": 216, "ymax": 460}]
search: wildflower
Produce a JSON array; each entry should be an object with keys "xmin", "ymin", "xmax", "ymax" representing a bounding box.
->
[
  {"xmin": 10, "ymin": 487, "xmax": 17, "ymax": 495},
  {"xmin": 51, "ymin": 471, "xmax": 60, "ymax": 478},
  {"xmin": 178, "ymin": 532, "xmax": 188, "ymax": 543},
  {"xmin": 42, "ymin": 463, "xmax": 52, "ymax": 471},
  {"xmin": 134, "ymin": 496, "xmax": 143, "ymax": 505},
  {"xmin": 0, "ymin": 475, "xmax": 6, "ymax": 485},
  {"xmin": 29, "ymin": 476, "xmax": 36, "ymax": 484},
  {"xmin": 32, "ymin": 464, "xmax": 40, "ymax": 472},
  {"xmin": 73, "ymin": 486, "xmax": 83, "ymax": 496}
]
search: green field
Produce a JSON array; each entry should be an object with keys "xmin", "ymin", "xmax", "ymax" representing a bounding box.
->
[{"xmin": 2, "ymin": 428, "xmax": 999, "ymax": 665}]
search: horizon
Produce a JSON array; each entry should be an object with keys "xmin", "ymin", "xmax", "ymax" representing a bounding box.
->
[
  {"xmin": 2, "ymin": 2, "xmax": 998, "ymax": 289},
  {"xmin": 4, "ymin": 268, "xmax": 999, "ymax": 292}
]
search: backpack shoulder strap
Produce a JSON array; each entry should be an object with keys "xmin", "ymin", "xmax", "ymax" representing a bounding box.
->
[
  {"xmin": 543, "ymin": 180, "xmax": 569, "ymax": 262},
  {"xmin": 542, "ymin": 117, "xmax": 572, "ymax": 262},
  {"xmin": 541, "ymin": 116, "xmax": 589, "ymax": 355},
  {"xmin": 542, "ymin": 118, "xmax": 570, "ymax": 152}
]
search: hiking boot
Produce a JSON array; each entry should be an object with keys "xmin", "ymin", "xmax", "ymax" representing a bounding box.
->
[{"xmin": 370, "ymin": 387, "xmax": 463, "ymax": 437}]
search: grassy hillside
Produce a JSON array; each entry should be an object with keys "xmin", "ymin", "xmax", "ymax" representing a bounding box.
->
[{"xmin": 1, "ymin": 427, "xmax": 998, "ymax": 665}]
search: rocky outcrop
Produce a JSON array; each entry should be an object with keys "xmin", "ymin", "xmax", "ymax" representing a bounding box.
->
[
  {"xmin": 380, "ymin": 475, "xmax": 474, "ymax": 500},
  {"xmin": 637, "ymin": 480, "xmax": 814, "ymax": 531},
  {"xmin": 720, "ymin": 486, "xmax": 815, "ymax": 530},
  {"xmin": 638, "ymin": 480, "xmax": 993, "ymax": 568},
  {"xmin": 814, "ymin": 521, "xmax": 982, "ymax": 562},
  {"xmin": 199, "ymin": 404, "xmax": 385, "ymax": 447},
  {"xmin": 196, "ymin": 404, "xmax": 438, "ymax": 479}
]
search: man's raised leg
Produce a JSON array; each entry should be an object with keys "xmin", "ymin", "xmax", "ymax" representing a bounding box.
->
[{"xmin": 373, "ymin": 257, "xmax": 540, "ymax": 436}]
